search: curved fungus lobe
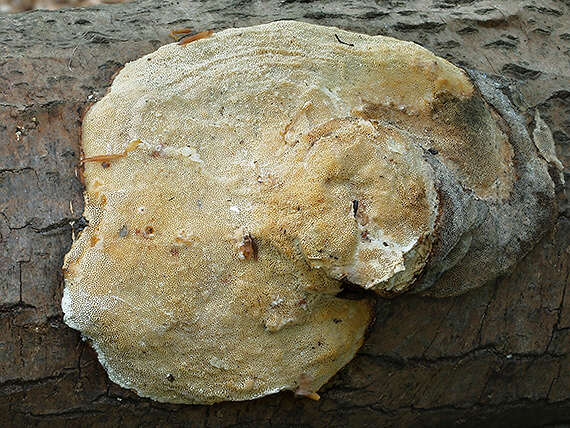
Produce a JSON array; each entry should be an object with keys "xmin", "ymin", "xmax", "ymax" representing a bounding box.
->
[{"xmin": 62, "ymin": 21, "xmax": 561, "ymax": 405}]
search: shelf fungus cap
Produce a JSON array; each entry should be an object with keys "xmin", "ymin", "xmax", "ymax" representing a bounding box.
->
[{"xmin": 62, "ymin": 21, "xmax": 560, "ymax": 404}]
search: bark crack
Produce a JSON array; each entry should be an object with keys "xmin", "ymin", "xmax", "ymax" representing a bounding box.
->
[
  {"xmin": 546, "ymin": 357, "xmax": 562, "ymax": 401},
  {"xmin": 0, "ymin": 167, "xmax": 36, "ymax": 175},
  {"xmin": 423, "ymin": 299, "xmax": 457, "ymax": 358},
  {"xmin": 476, "ymin": 280, "xmax": 499, "ymax": 346}
]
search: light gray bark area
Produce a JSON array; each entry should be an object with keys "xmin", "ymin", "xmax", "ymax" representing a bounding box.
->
[{"xmin": 1, "ymin": 1, "xmax": 569, "ymax": 426}]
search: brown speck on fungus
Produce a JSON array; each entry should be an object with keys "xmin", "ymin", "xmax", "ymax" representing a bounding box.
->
[
  {"xmin": 62, "ymin": 21, "xmax": 561, "ymax": 405},
  {"xmin": 235, "ymin": 227, "xmax": 258, "ymax": 261}
]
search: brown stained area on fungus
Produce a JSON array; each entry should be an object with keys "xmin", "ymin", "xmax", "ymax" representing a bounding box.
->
[{"xmin": 62, "ymin": 21, "xmax": 560, "ymax": 405}]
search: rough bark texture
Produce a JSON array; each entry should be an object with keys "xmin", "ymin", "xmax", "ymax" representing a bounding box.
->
[{"xmin": 0, "ymin": 1, "xmax": 568, "ymax": 426}]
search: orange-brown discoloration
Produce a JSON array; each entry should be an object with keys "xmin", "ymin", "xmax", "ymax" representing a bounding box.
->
[
  {"xmin": 177, "ymin": 29, "xmax": 214, "ymax": 45},
  {"xmin": 81, "ymin": 139, "xmax": 142, "ymax": 164},
  {"xmin": 169, "ymin": 28, "xmax": 193, "ymax": 39},
  {"xmin": 294, "ymin": 373, "xmax": 321, "ymax": 401},
  {"xmin": 239, "ymin": 232, "xmax": 258, "ymax": 261}
]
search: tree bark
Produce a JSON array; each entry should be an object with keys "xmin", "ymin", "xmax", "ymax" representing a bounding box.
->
[{"xmin": 1, "ymin": 1, "xmax": 569, "ymax": 426}]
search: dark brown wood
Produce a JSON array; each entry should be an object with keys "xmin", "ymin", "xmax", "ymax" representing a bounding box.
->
[{"xmin": 1, "ymin": 1, "xmax": 569, "ymax": 426}]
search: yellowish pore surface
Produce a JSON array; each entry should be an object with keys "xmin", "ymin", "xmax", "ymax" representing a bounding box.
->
[{"xmin": 62, "ymin": 21, "xmax": 514, "ymax": 404}]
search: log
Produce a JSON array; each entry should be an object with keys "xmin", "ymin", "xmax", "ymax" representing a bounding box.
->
[{"xmin": 1, "ymin": 1, "xmax": 568, "ymax": 426}]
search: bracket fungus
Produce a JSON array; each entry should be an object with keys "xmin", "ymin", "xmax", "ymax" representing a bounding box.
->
[{"xmin": 62, "ymin": 21, "xmax": 562, "ymax": 404}]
